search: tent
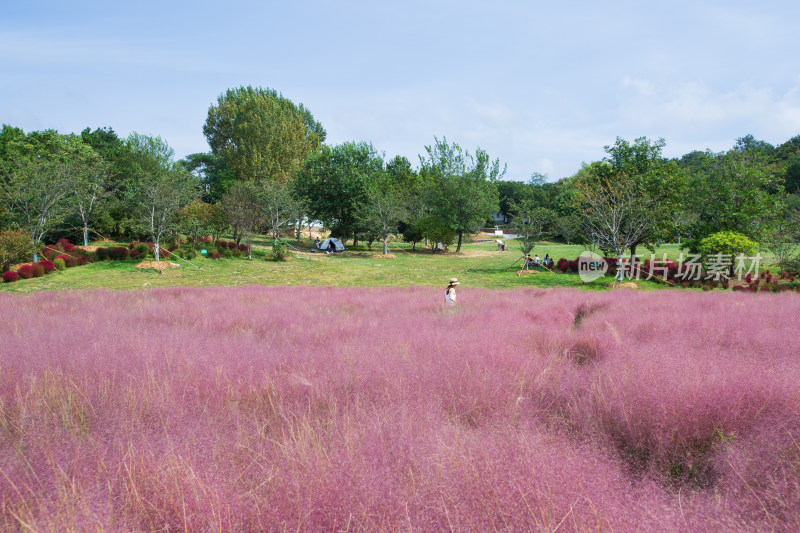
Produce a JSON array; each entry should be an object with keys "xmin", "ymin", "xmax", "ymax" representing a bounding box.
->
[{"xmin": 319, "ymin": 237, "xmax": 345, "ymax": 252}]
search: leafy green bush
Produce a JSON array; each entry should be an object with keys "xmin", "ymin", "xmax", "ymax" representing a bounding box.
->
[
  {"xmin": 54, "ymin": 257, "xmax": 66, "ymax": 271},
  {"xmin": 698, "ymin": 231, "xmax": 758, "ymax": 276},
  {"xmin": 0, "ymin": 229, "xmax": 30, "ymax": 272},
  {"xmin": 272, "ymin": 239, "xmax": 290, "ymax": 261}
]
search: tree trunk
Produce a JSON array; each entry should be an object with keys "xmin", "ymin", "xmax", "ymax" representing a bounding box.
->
[
  {"xmin": 383, "ymin": 240, "xmax": 388, "ymax": 255},
  {"xmin": 83, "ymin": 225, "xmax": 89, "ymax": 247},
  {"xmin": 456, "ymin": 230, "xmax": 463, "ymax": 252},
  {"xmin": 353, "ymin": 235, "xmax": 358, "ymax": 248},
  {"xmin": 154, "ymin": 239, "xmax": 160, "ymax": 262}
]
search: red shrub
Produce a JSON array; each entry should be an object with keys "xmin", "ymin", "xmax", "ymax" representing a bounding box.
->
[
  {"xmin": 42, "ymin": 248, "xmax": 56, "ymax": 260},
  {"xmin": 568, "ymin": 259, "xmax": 579, "ymax": 272},
  {"xmin": 57, "ymin": 238, "xmax": 71, "ymax": 247},
  {"xmin": 108, "ymin": 247, "xmax": 130, "ymax": 260},
  {"xmin": 557, "ymin": 258, "xmax": 569, "ymax": 272},
  {"xmin": 78, "ymin": 256, "xmax": 90, "ymax": 266},
  {"xmin": 63, "ymin": 242, "xmax": 75, "ymax": 252},
  {"xmin": 39, "ymin": 260, "xmax": 56, "ymax": 273},
  {"xmin": 2, "ymin": 271, "xmax": 18, "ymax": 283},
  {"xmin": 55, "ymin": 255, "xmax": 78, "ymax": 268},
  {"xmin": 16, "ymin": 264, "xmax": 33, "ymax": 279},
  {"xmin": 238, "ymin": 243, "xmax": 250, "ymax": 253},
  {"xmin": 168, "ymin": 244, "xmax": 179, "ymax": 251},
  {"xmin": 211, "ymin": 252, "xmax": 222, "ymax": 259}
]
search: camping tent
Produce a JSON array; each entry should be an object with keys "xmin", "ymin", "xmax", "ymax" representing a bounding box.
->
[{"xmin": 319, "ymin": 237, "xmax": 345, "ymax": 252}]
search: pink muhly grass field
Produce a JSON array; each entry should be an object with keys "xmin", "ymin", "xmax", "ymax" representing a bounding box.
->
[{"xmin": 1, "ymin": 286, "xmax": 799, "ymax": 531}]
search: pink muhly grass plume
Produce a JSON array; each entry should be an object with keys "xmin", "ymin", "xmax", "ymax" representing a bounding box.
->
[{"xmin": 0, "ymin": 287, "xmax": 799, "ymax": 530}]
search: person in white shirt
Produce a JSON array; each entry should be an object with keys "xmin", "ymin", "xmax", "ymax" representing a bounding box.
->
[{"xmin": 445, "ymin": 278, "xmax": 459, "ymax": 306}]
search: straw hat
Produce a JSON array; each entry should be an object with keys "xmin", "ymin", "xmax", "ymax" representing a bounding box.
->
[{"xmin": 449, "ymin": 278, "xmax": 460, "ymax": 285}]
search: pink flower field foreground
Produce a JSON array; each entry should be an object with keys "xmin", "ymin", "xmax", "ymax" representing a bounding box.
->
[{"xmin": 1, "ymin": 286, "xmax": 799, "ymax": 531}]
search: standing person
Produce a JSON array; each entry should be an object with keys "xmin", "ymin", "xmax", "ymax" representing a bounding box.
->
[{"xmin": 445, "ymin": 278, "xmax": 459, "ymax": 306}]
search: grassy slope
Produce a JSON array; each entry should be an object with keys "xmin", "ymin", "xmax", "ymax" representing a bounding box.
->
[{"xmin": 2, "ymin": 235, "xmax": 777, "ymax": 294}]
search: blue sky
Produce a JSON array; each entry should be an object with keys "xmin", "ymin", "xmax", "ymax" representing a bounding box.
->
[{"xmin": 2, "ymin": 1, "xmax": 799, "ymax": 180}]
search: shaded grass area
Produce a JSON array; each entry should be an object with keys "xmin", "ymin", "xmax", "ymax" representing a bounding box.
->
[{"xmin": 1, "ymin": 237, "xmax": 675, "ymax": 293}]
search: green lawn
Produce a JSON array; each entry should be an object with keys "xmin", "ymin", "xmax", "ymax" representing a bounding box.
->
[{"xmin": 0, "ymin": 236, "xmax": 695, "ymax": 294}]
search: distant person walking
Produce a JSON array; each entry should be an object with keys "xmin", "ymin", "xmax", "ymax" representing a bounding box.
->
[{"xmin": 445, "ymin": 278, "xmax": 459, "ymax": 306}]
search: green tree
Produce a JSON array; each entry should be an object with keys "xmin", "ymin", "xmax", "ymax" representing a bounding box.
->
[
  {"xmin": 261, "ymin": 180, "xmax": 301, "ymax": 242},
  {"xmin": 294, "ymin": 142, "xmax": 382, "ymax": 245},
  {"xmin": 588, "ymin": 137, "xmax": 686, "ymax": 259},
  {"xmin": 358, "ymin": 172, "xmax": 407, "ymax": 255},
  {"xmin": 697, "ymin": 231, "xmax": 759, "ymax": 276},
  {"xmin": 221, "ymin": 181, "xmax": 263, "ymax": 259},
  {"xmin": 180, "ymin": 152, "xmax": 236, "ymax": 203},
  {"xmin": 0, "ymin": 229, "xmax": 30, "ymax": 272},
  {"xmin": 686, "ymin": 150, "xmax": 784, "ymax": 246},
  {"xmin": 0, "ymin": 130, "xmax": 94, "ymax": 260},
  {"xmin": 416, "ymin": 215, "xmax": 455, "ymax": 252},
  {"xmin": 511, "ymin": 199, "xmax": 554, "ymax": 256},
  {"xmin": 419, "ymin": 137, "xmax": 504, "ymax": 252},
  {"xmin": 204, "ymin": 86, "xmax": 325, "ymax": 185},
  {"xmin": 126, "ymin": 133, "xmax": 197, "ymax": 261}
]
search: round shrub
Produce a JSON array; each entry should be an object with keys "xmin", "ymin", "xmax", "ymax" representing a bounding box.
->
[
  {"xmin": 78, "ymin": 255, "xmax": 90, "ymax": 266},
  {"xmin": 557, "ymin": 258, "xmax": 569, "ymax": 272},
  {"xmin": 39, "ymin": 260, "xmax": 56, "ymax": 273},
  {"xmin": 210, "ymin": 252, "xmax": 222, "ymax": 259},
  {"xmin": 95, "ymin": 247, "xmax": 108, "ymax": 260},
  {"xmin": 42, "ymin": 248, "xmax": 56, "ymax": 260},
  {"xmin": 168, "ymin": 244, "xmax": 179, "ymax": 252},
  {"xmin": 232, "ymin": 248, "xmax": 241, "ymax": 258},
  {"xmin": 63, "ymin": 242, "xmax": 75, "ymax": 252},
  {"xmin": 32, "ymin": 263, "xmax": 45, "ymax": 277},
  {"xmin": 16, "ymin": 264, "xmax": 33, "ymax": 279},
  {"xmin": 238, "ymin": 243, "xmax": 250, "ymax": 253},
  {"xmin": 184, "ymin": 250, "xmax": 197, "ymax": 260},
  {"xmin": 222, "ymin": 247, "xmax": 233, "ymax": 259},
  {"xmin": 57, "ymin": 254, "xmax": 78, "ymax": 268},
  {"xmin": 54, "ymin": 257, "xmax": 66, "ymax": 271},
  {"xmin": 273, "ymin": 239, "xmax": 290, "ymax": 261},
  {"xmin": 108, "ymin": 247, "xmax": 129, "ymax": 260},
  {"xmin": 133, "ymin": 243, "xmax": 150, "ymax": 257},
  {"xmin": 2, "ymin": 270, "xmax": 18, "ymax": 283},
  {"xmin": 57, "ymin": 238, "xmax": 71, "ymax": 247}
]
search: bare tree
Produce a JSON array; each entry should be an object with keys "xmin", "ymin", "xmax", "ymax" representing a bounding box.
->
[
  {"xmin": 511, "ymin": 199, "xmax": 554, "ymax": 257},
  {"xmin": 261, "ymin": 180, "xmax": 301, "ymax": 242},
  {"xmin": 576, "ymin": 175, "xmax": 650, "ymax": 281},
  {"xmin": 222, "ymin": 181, "xmax": 263, "ymax": 259},
  {"xmin": 72, "ymin": 158, "xmax": 110, "ymax": 246}
]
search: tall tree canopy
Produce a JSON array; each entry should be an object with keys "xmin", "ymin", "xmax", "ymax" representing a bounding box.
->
[
  {"xmin": 294, "ymin": 142, "xmax": 383, "ymax": 244},
  {"xmin": 203, "ymin": 86, "xmax": 326, "ymax": 184},
  {"xmin": 419, "ymin": 137, "xmax": 503, "ymax": 252},
  {"xmin": 583, "ymin": 137, "xmax": 686, "ymax": 258}
]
